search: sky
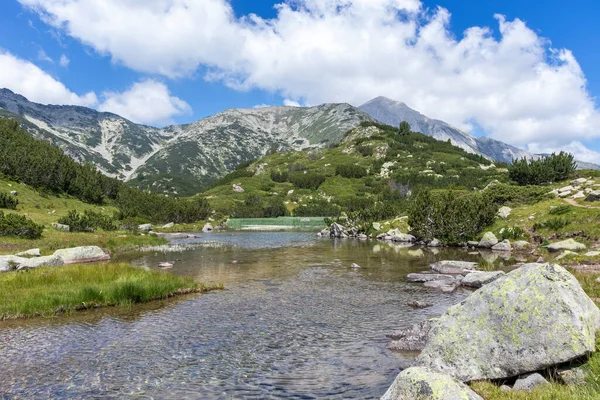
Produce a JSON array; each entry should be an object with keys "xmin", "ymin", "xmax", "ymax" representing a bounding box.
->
[{"xmin": 1, "ymin": 0, "xmax": 599, "ymax": 162}]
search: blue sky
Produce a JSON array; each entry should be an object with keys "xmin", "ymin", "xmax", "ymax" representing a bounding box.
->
[{"xmin": 1, "ymin": 0, "xmax": 599, "ymax": 161}]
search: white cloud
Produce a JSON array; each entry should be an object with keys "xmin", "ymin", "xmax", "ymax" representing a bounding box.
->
[
  {"xmin": 0, "ymin": 50, "xmax": 96, "ymax": 106},
  {"xmin": 16, "ymin": 0, "xmax": 600, "ymax": 160},
  {"xmin": 37, "ymin": 49, "xmax": 53, "ymax": 63},
  {"xmin": 59, "ymin": 54, "xmax": 70, "ymax": 67},
  {"xmin": 98, "ymin": 80, "xmax": 192, "ymax": 125},
  {"xmin": 283, "ymin": 99, "xmax": 301, "ymax": 107},
  {"xmin": 527, "ymin": 141, "xmax": 600, "ymax": 164}
]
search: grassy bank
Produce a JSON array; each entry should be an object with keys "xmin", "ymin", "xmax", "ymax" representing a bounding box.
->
[{"xmin": 0, "ymin": 263, "xmax": 222, "ymax": 319}]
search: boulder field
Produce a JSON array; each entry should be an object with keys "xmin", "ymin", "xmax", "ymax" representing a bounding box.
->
[{"xmin": 383, "ymin": 263, "xmax": 600, "ymax": 398}]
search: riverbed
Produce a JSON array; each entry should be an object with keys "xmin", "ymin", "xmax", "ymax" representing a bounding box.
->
[{"xmin": 0, "ymin": 232, "xmax": 506, "ymax": 399}]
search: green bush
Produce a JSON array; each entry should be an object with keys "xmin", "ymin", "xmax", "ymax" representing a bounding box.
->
[
  {"xmin": 270, "ymin": 170, "xmax": 289, "ymax": 183},
  {"xmin": 357, "ymin": 145, "xmax": 374, "ymax": 157},
  {"xmin": 499, "ymin": 226, "xmax": 526, "ymax": 241},
  {"xmin": 288, "ymin": 172, "xmax": 326, "ymax": 190},
  {"xmin": 549, "ymin": 205, "xmax": 573, "ymax": 215},
  {"xmin": 409, "ymin": 190, "xmax": 498, "ymax": 243},
  {"xmin": 0, "ymin": 192, "xmax": 18, "ymax": 210},
  {"xmin": 509, "ymin": 152, "xmax": 576, "ymax": 185},
  {"xmin": 263, "ymin": 198, "xmax": 289, "ymax": 218},
  {"xmin": 534, "ymin": 217, "xmax": 570, "ymax": 231},
  {"xmin": 58, "ymin": 210, "xmax": 117, "ymax": 232},
  {"xmin": 0, "ymin": 211, "xmax": 43, "ymax": 239},
  {"xmin": 483, "ymin": 184, "xmax": 552, "ymax": 206},
  {"xmin": 294, "ymin": 199, "xmax": 340, "ymax": 217},
  {"xmin": 335, "ymin": 164, "xmax": 367, "ymax": 179}
]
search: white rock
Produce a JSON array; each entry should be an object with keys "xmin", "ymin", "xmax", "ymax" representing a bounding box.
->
[
  {"xmin": 478, "ymin": 232, "xmax": 499, "ymax": 248},
  {"xmin": 232, "ymin": 184, "xmax": 245, "ymax": 193},
  {"xmin": 547, "ymin": 239, "xmax": 586, "ymax": 252},
  {"xmin": 497, "ymin": 206, "xmax": 512, "ymax": 219},
  {"xmin": 585, "ymin": 251, "xmax": 600, "ymax": 257},
  {"xmin": 138, "ymin": 223, "xmax": 153, "ymax": 232},
  {"xmin": 492, "ymin": 239, "xmax": 512, "ymax": 252},
  {"xmin": 161, "ymin": 222, "xmax": 175, "ymax": 229},
  {"xmin": 52, "ymin": 223, "xmax": 70, "ymax": 232},
  {"xmin": 15, "ymin": 248, "xmax": 41, "ymax": 257},
  {"xmin": 202, "ymin": 223, "xmax": 214, "ymax": 232},
  {"xmin": 53, "ymin": 246, "xmax": 110, "ymax": 264}
]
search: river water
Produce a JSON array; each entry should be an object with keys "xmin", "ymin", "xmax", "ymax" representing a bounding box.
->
[{"xmin": 0, "ymin": 233, "xmax": 508, "ymax": 399}]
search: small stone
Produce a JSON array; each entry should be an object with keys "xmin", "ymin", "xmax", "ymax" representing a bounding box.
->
[
  {"xmin": 556, "ymin": 250, "xmax": 577, "ymax": 260},
  {"xmin": 558, "ymin": 367, "xmax": 586, "ymax": 386},
  {"xmin": 159, "ymin": 262, "xmax": 174, "ymax": 269},
  {"xmin": 585, "ymin": 251, "xmax": 600, "ymax": 257},
  {"xmin": 387, "ymin": 320, "xmax": 435, "ymax": 351},
  {"xmin": 497, "ymin": 206, "xmax": 512, "ymax": 219},
  {"xmin": 500, "ymin": 385, "xmax": 512, "ymax": 391},
  {"xmin": 428, "ymin": 238, "xmax": 441, "ymax": 247},
  {"xmin": 52, "ymin": 222, "xmax": 70, "ymax": 232},
  {"xmin": 161, "ymin": 222, "xmax": 175, "ymax": 228},
  {"xmin": 513, "ymin": 373, "xmax": 549, "ymax": 391},
  {"xmin": 232, "ymin": 184, "xmax": 245, "ymax": 193},
  {"xmin": 407, "ymin": 273, "xmax": 455, "ymax": 283},
  {"xmin": 491, "ymin": 239, "xmax": 512, "ymax": 252},
  {"xmin": 350, "ymin": 263, "xmax": 361, "ymax": 269},
  {"xmin": 423, "ymin": 280, "xmax": 456, "ymax": 292},
  {"xmin": 513, "ymin": 240, "xmax": 530, "ymax": 250},
  {"xmin": 202, "ymin": 223, "xmax": 214, "ymax": 232},
  {"xmin": 407, "ymin": 301, "xmax": 433, "ymax": 309}
]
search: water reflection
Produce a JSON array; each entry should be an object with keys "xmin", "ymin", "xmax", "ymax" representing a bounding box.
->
[{"xmin": 0, "ymin": 233, "xmax": 522, "ymax": 399}]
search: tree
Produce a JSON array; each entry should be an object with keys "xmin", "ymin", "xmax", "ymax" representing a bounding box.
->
[
  {"xmin": 399, "ymin": 121, "xmax": 411, "ymax": 135},
  {"xmin": 509, "ymin": 152, "xmax": 576, "ymax": 186}
]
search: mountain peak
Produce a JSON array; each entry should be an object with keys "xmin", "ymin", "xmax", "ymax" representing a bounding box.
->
[{"xmin": 361, "ymin": 96, "xmax": 408, "ymax": 108}]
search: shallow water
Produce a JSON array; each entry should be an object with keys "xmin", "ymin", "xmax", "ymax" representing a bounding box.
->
[{"xmin": 1, "ymin": 233, "xmax": 498, "ymax": 399}]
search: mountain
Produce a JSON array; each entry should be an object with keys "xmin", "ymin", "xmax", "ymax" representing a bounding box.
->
[
  {"xmin": 359, "ymin": 97, "xmax": 537, "ymax": 164},
  {"xmin": 0, "ymin": 89, "xmax": 371, "ymax": 195}
]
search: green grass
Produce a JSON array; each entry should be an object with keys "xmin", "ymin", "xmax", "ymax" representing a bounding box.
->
[
  {"xmin": 0, "ymin": 263, "xmax": 222, "ymax": 319},
  {"xmin": 471, "ymin": 341, "xmax": 600, "ymax": 399}
]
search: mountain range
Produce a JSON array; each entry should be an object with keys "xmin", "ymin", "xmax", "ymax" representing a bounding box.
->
[{"xmin": 0, "ymin": 88, "xmax": 595, "ymax": 196}]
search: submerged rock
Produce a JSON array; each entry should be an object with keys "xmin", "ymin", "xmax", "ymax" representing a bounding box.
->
[
  {"xmin": 417, "ymin": 263, "xmax": 600, "ymax": 382},
  {"xmin": 407, "ymin": 273, "xmax": 455, "ymax": 283},
  {"xmin": 430, "ymin": 260, "xmax": 477, "ymax": 275},
  {"xmin": 387, "ymin": 320, "xmax": 434, "ymax": 351},
  {"xmin": 53, "ymin": 246, "xmax": 110, "ymax": 264},
  {"xmin": 460, "ymin": 271, "xmax": 505, "ymax": 288},
  {"xmin": 513, "ymin": 373, "xmax": 549, "ymax": 391},
  {"xmin": 381, "ymin": 367, "xmax": 483, "ymax": 400}
]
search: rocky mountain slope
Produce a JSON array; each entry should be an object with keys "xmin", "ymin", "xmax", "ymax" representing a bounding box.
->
[{"xmin": 358, "ymin": 96, "xmax": 535, "ymax": 164}]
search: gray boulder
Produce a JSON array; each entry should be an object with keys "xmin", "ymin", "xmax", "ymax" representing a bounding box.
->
[
  {"xmin": 513, "ymin": 240, "xmax": 530, "ymax": 250},
  {"xmin": 161, "ymin": 222, "xmax": 175, "ymax": 229},
  {"xmin": 392, "ymin": 234, "xmax": 416, "ymax": 243},
  {"xmin": 0, "ymin": 255, "xmax": 20, "ymax": 272},
  {"xmin": 52, "ymin": 222, "xmax": 70, "ymax": 232},
  {"xmin": 491, "ymin": 239, "xmax": 512, "ymax": 252},
  {"xmin": 430, "ymin": 260, "xmax": 477, "ymax": 275},
  {"xmin": 512, "ymin": 373, "xmax": 549, "ymax": 391},
  {"xmin": 557, "ymin": 367, "xmax": 586, "ymax": 386},
  {"xmin": 53, "ymin": 246, "xmax": 110, "ymax": 264},
  {"xmin": 546, "ymin": 239, "xmax": 586, "ymax": 252},
  {"xmin": 17, "ymin": 255, "xmax": 64, "ymax": 270},
  {"xmin": 460, "ymin": 271, "xmax": 505, "ymax": 288},
  {"xmin": 138, "ymin": 223, "xmax": 153, "ymax": 232},
  {"xmin": 478, "ymin": 232, "xmax": 499, "ymax": 248},
  {"xmin": 497, "ymin": 206, "xmax": 512, "ymax": 219},
  {"xmin": 330, "ymin": 223, "xmax": 345, "ymax": 238},
  {"xmin": 387, "ymin": 320, "xmax": 435, "ymax": 351},
  {"xmin": 407, "ymin": 273, "xmax": 455, "ymax": 283},
  {"xmin": 381, "ymin": 367, "xmax": 483, "ymax": 400},
  {"xmin": 586, "ymin": 190, "xmax": 600, "ymax": 202},
  {"xmin": 417, "ymin": 263, "xmax": 600, "ymax": 382},
  {"xmin": 423, "ymin": 280, "xmax": 457, "ymax": 292},
  {"xmin": 16, "ymin": 248, "xmax": 41, "ymax": 257},
  {"xmin": 202, "ymin": 223, "xmax": 214, "ymax": 232},
  {"xmin": 428, "ymin": 239, "xmax": 441, "ymax": 247}
]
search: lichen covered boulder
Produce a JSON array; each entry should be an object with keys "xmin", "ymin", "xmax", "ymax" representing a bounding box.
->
[
  {"xmin": 53, "ymin": 246, "xmax": 110, "ymax": 264},
  {"xmin": 381, "ymin": 367, "xmax": 483, "ymax": 400},
  {"xmin": 478, "ymin": 232, "xmax": 498, "ymax": 248},
  {"xmin": 417, "ymin": 263, "xmax": 600, "ymax": 382}
]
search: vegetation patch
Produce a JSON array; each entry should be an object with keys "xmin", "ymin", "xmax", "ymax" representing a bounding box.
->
[{"xmin": 0, "ymin": 263, "xmax": 221, "ymax": 319}]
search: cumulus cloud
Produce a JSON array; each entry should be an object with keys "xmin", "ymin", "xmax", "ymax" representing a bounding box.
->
[
  {"xmin": 98, "ymin": 80, "xmax": 192, "ymax": 125},
  {"xmin": 0, "ymin": 50, "xmax": 96, "ymax": 106},
  {"xmin": 283, "ymin": 99, "xmax": 302, "ymax": 107},
  {"xmin": 16, "ymin": 0, "xmax": 600, "ymax": 159}
]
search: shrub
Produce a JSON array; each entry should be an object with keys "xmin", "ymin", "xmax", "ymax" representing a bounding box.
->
[
  {"xmin": 483, "ymin": 184, "xmax": 552, "ymax": 206},
  {"xmin": 270, "ymin": 170, "xmax": 289, "ymax": 183},
  {"xmin": 499, "ymin": 226, "xmax": 526, "ymax": 241},
  {"xmin": 0, "ymin": 211, "xmax": 43, "ymax": 239},
  {"xmin": 0, "ymin": 192, "xmax": 18, "ymax": 210},
  {"xmin": 263, "ymin": 198, "xmax": 288, "ymax": 218},
  {"xmin": 509, "ymin": 152, "xmax": 576, "ymax": 185},
  {"xmin": 288, "ymin": 172, "xmax": 326, "ymax": 190},
  {"xmin": 335, "ymin": 164, "xmax": 367, "ymax": 179},
  {"xmin": 549, "ymin": 205, "xmax": 573, "ymax": 215},
  {"xmin": 409, "ymin": 190, "xmax": 498, "ymax": 243},
  {"xmin": 534, "ymin": 217, "xmax": 570, "ymax": 231},
  {"xmin": 356, "ymin": 145, "xmax": 374, "ymax": 157},
  {"xmin": 58, "ymin": 210, "xmax": 117, "ymax": 232},
  {"xmin": 294, "ymin": 199, "xmax": 340, "ymax": 217}
]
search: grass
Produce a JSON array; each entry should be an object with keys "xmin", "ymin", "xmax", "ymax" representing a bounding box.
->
[
  {"xmin": 470, "ymin": 341, "xmax": 600, "ymax": 399},
  {"xmin": 0, "ymin": 263, "xmax": 222, "ymax": 319},
  {"xmin": 0, "ymin": 178, "xmax": 169, "ymax": 255}
]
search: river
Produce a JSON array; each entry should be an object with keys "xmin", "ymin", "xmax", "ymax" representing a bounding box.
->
[{"xmin": 0, "ymin": 232, "xmax": 514, "ymax": 399}]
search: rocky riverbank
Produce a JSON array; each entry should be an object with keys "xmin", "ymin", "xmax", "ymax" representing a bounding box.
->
[{"xmin": 382, "ymin": 263, "xmax": 600, "ymax": 399}]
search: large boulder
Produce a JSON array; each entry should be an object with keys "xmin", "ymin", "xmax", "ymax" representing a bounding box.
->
[
  {"xmin": 546, "ymin": 239, "xmax": 586, "ymax": 252},
  {"xmin": 512, "ymin": 373, "xmax": 549, "ymax": 391},
  {"xmin": 478, "ymin": 232, "xmax": 499, "ymax": 248},
  {"xmin": 417, "ymin": 263, "xmax": 600, "ymax": 382},
  {"xmin": 586, "ymin": 190, "xmax": 600, "ymax": 202},
  {"xmin": 0, "ymin": 254, "xmax": 64, "ymax": 271},
  {"xmin": 430, "ymin": 260, "xmax": 477, "ymax": 275},
  {"xmin": 381, "ymin": 367, "xmax": 483, "ymax": 400},
  {"xmin": 53, "ymin": 246, "xmax": 110, "ymax": 264},
  {"xmin": 330, "ymin": 223, "xmax": 345, "ymax": 238}
]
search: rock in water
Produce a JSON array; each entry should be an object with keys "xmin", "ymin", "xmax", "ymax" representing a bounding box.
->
[
  {"xmin": 330, "ymin": 223, "xmax": 345, "ymax": 238},
  {"xmin": 407, "ymin": 273, "xmax": 455, "ymax": 283},
  {"xmin": 380, "ymin": 367, "xmax": 483, "ymax": 400},
  {"xmin": 460, "ymin": 271, "xmax": 505, "ymax": 288},
  {"xmin": 53, "ymin": 246, "xmax": 110, "ymax": 264},
  {"xmin": 478, "ymin": 232, "xmax": 499, "ymax": 248},
  {"xmin": 491, "ymin": 240, "xmax": 512, "ymax": 252},
  {"xmin": 387, "ymin": 320, "xmax": 435, "ymax": 351},
  {"xmin": 417, "ymin": 263, "xmax": 600, "ymax": 382},
  {"xmin": 430, "ymin": 260, "xmax": 477, "ymax": 275}
]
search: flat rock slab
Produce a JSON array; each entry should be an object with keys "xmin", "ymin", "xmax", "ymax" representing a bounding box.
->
[
  {"xmin": 417, "ymin": 263, "xmax": 600, "ymax": 382},
  {"xmin": 381, "ymin": 367, "xmax": 483, "ymax": 400},
  {"xmin": 53, "ymin": 246, "xmax": 110, "ymax": 264},
  {"xmin": 547, "ymin": 239, "xmax": 587, "ymax": 252},
  {"xmin": 461, "ymin": 271, "xmax": 505, "ymax": 288},
  {"xmin": 423, "ymin": 280, "xmax": 457, "ymax": 292},
  {"xmin": 407, "ymin": 273, "xmax": 455, "ymax": 283},
  {"xmin": 430, "ymin": 260, "xmax": 478, "ymax": 275}
]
